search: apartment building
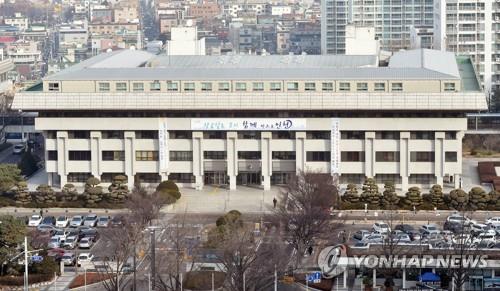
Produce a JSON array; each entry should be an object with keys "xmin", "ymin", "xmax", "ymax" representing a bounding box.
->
[
  {"xmin": 321, "ymin": 0, "xmax": 434, "ymax": 54},
  {"xmin": 434, "ymin": 0, "xmax": 500, "ymax": 93},
  {"xmin": 13, "ymin": 49, "xmax": 486, "ymax": 191}
]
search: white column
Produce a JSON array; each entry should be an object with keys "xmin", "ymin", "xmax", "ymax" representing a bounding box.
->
[
  {"xmin": 372, "ymin": 269, "xmax": 376, "ymax": 288},
  {"xmin": 192, "ymin": 132, "xmax": 204, "ymax": 190},
  {"xmin": 400, "ymin": 132, "xmax": 410, "ymax": 191},
  {"xmin": 364, "ymin": 132, "xmax": 375, "ymax": 178},
  {"xmin": 435, "ymin": 132, "xmax": 445, "ymax": 187},
  {"xmin": 47, "ymin": 173, "xmax": 53, "ymax": 187},
  {"xmin": 226, "ymin": 132, "xmax": 237, "ymax": 190},
  {"xmin": 455, "ymin": 131, "xmax": 465, "ymax": 189},
  {"xmin": 90, "ymin": 131, "xmax": 102, "ymax": 179},
  {"xmin": 295, "ymin": 131, "xmax": 306, "ymax": 173},
  {"xmin": 56, "ymin": 131, "xmax": 68, "ymax": 187},
  {"xmin": 402, "ymin": 269, "xmax": 406, "ymax": 288},
  {"xmin": 343, "ymin": 270, "xmax": 347, "ymax": 288},
  {"xmin": 124, "ymin": 131, "xmax": 135, "ymax": 186},
  {"xmin": 261, "ymin": 132, "xmax": 272, "ymax": 191}
]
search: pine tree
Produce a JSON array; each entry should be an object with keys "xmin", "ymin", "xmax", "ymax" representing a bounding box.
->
[
  {"xmin": 381, "ymin": 181, "xmax": 399, "ymax": 208},
  {"xmin": 360, "ymin": 178, "xmax": 381, "ymax": 206}
]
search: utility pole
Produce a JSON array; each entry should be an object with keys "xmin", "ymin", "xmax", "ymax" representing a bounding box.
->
[
  {"xmin": 150, "ymin": 228, "xmax": 156, "ymax": 290},
  {"xmin": 24, "ymin": 236, "xmax": 28, "ymax": 291},
  {"xmin": 133, "ymin": 242, "xmax": 137, "ymax": 291}
]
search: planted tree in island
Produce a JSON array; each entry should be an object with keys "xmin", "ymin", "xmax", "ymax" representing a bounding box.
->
[
  {"xmin": 82, "ymin": 177, "xmax": 103, "ymax": 205},
  {"xmin": 107, "ymin": 175, "xmax": 130, "ymax": 203},
  {"xmin": 361, "ymin": 178, "xmax": 381, "ymax": 207}
]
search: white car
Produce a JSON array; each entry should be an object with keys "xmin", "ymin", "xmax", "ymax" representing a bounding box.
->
[
  {"xmin": 446, "ymin": 214, "xmax": 470, "ymax": 225},
  {"xmin": 12, "ymin": 144, "xmax": 25, "ymax": 154},
  {"xmin": 420, "ymin": 224, "xmax": 440, "ymax": 237},
  {"xmin": 486, "ymin": 217, "xmax": 500, "ymax": 226},
  {"xmin": 473, "ymin": 230, "xmax": 497, "ymax": 244},
  {"xmin": 55, "ymin": 216, "xmax": 69, "ymax": 228},
  {"xmin": 77, "ymin": 253, "xmax": 94, "ymax": 268},
  {"xmin": 62, "ymin": 236, "xmax": 78, "ymax": 249},
  {"xmin": 83, "ymin": 214, "xmax": 98, "ymax": 227},
  {"xmin": 53, "ymin": 229, "xmax": 70, "ymax": 242},
  {"xmin": 28, "ymin": 215, "xmax": 43, "ymax": 227},
  {"xmin": 78, "ymin": 237, "xmax": 93, "ymax": 249},
  {"xmin": 471, "ymin": 223, "xmax": 490, "ymax": 236},
  {"xmin": 48, "ymin": 236, "xmax": 61, "ymax": 249},
  {"xmin": 70, "ymin": 216, "xmax": 84, "ymax": 227},
  {"xmin": 372, "ymin": 222, "xmax": 391, "ymax": 234}
]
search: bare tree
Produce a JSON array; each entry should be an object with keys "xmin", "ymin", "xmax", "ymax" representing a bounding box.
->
[
  {"xmin": 126, "ymin": 186, "xmax": 168, "ymax": 226},
  {"xmin": 273, "ymin": 171, "xmax": 341, "ymax": 268}
]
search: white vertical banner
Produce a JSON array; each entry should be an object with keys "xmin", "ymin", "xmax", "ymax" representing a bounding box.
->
[
  {"xmin": 158, "ymin": 118, "xmax": 168, "ymax": 173},
  {"xmin": 330, "ymin": 118, "xmax": 341, "ymax": 175}
]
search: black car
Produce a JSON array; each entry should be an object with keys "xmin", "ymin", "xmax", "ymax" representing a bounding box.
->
[
  {"xmin": 82, "ymin": 229, "xmax": 100, "ymax": 242},
  {"xmin": 394, "ymin": 224, "xmax": 414, "ymax": 234},
  {"xmin": 41, "ymin": 216, "xmax": 56, "ymax": 226},
  {"xmin": 444, "ymin": 220, "xmax": 465, "ymax": 233},
  {"xmin": 110, "ymin": 215, "xmax": 124, "ymax": 227}
]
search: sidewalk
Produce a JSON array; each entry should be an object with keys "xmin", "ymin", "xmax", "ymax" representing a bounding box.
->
[{"xmin": 43, "ymin": 272, "xmax": 76, "ymax": 291}]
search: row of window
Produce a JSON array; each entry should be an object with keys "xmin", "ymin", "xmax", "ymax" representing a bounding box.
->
[
  {"xmin": 66, "ymin": 172, "xmax": 194, "ymax": 183},
  {"xmin": 89, "ymin": 81, "xmax": 426, "ymax": 93},
  {"xmin": 50, "ymin": 150, "xmax": 459, "ymax": 163},
  {"xmin": 46, "ymin": 130, "xmax": 458, "ymax": 141},
  {"xmin": 339, "ymin": 174, "xmax": 437, "ymax": 185}
]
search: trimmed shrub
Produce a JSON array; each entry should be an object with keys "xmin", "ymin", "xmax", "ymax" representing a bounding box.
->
[
  {"xmin": 156, "ymin": 180, "xmax": 181, "ymax": 201},
  {"xmin": 82, "ymin": 177, "xmax": 103, "ymax": 205},
  {"xmin": 360, "ymin": 178, "xmax": 381, "ymax": 206},
  {"xmin": 449, "ymin": 189, "xmax": 469, "ymax": 210},
  {"xmin": 342, "ymin": 184, "xmax": 360, "ymax": 203},
  {"xmin": 429, "ymin": 184, "xmax": 445, "ymax": 208},
  {"xmin": 107, "ymin": 175, "xmax": 130, "ymax": 203},
  {"xmin": 14, "ymin": 181, "xmax": 31, "ymax": 205},
  {"xmin": 489, "ymin": 191, "xmax": 500, "ymax": 210},
  {"xmin": 402, "ymin": 187, "xmax": 423, "ymax": 208},
  {"xmin": 381, "ymin": 181, "xmax": 399, "ymax": 208},
  {"xmin": 34, "ymin": 184, "xmax": 56, "ymax": 204},
  {"xmin": 468, "ymin": 187, "xmax": 490, "ymax": 210},
  {"xmin": 61, "ymin": 183, "xmax": 78, "ymax": 202}
]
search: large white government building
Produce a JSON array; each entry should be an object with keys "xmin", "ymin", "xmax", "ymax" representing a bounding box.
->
[{"xmin": 13, "ymin": 49, "xmax": 487, "ymax": 191}]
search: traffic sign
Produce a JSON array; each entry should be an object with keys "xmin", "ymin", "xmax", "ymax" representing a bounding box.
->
[
  {"xmin": 306, "ymin": 272, "xmax": 321, "ymax": 284},
  {"xmin": 31, "ymin": 255, "xmax": 43, "ymax": 263}
]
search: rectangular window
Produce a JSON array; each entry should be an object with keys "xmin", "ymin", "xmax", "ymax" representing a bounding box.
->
[
  {"xmin": 322, "ymin": 82, "xmax": 334, "ymax": 91},
  {"xmin": 48, "ymin": 83, "xmax": 59, "ymax": 91},
  {"xmin": 272, "ymin": 132, "xmax": 295, "ymax": 139},
  {"xmin": 47, "ymin": 150, "xmax": 57, "ymax": 160},
  {"xmin": 201, "ymin": 82, "xmax": 213, "ymax": 91},
  {"xmin": 306, "ymin": 131, "xmax": 330, "ymax": 139},
  {"xmin": 170, "ymin": 151, "xmax": 193, "ymax": 161},
  {"xmin": 339, "ymin": 82, "xmax": 350, "ymax": 91},
  {"xmin": 137, "ymin": 173, "xmax": 161, "ymax": 183},
  {"xmin": 375, "ymin": 131, "xmax": 400, "ymax": 139},
  {"xmin": 341, "ymin": 151, "xmax": 365, "ymax": 162},
  {"xmin": 270, "ymin": 82, "xmax": 282, "ymax": 91},
  {"xmin": 238, "ymin": 151, "xmax": 261, "ymax": 160},
  {"xmin": 101, "ymin": 131, "xmax": 124, "ymax": 139},
  {"xmin": 68, "ymin": 173, "xmax": 92, "ymax": 183},
  {"xmin": 218, "ymin": 82, "xmax": 230, "ymax": 91},
  {"xmin": 445, "ymin": 131, "xmax": 456, "ymax": 140},
  {"xmin": 409, "ymin": 174, "xmax": 436, "ymax": 184},
  {"xmin": 391, "ymin": 82, "xmax": 403, "ymax": 92},
  {"xmin": 410, "ymin": 131, "xmax": 435, "ymax": 140},
  {"xmin": 203, "ymin": 131, "xmax": 226, "ymax": 139},
  {"xmin": 169, "ymin": 131, "xmax": 192, "ymax": 139},
  {"xmin": 287, "ymin": 82, "xmax": 299, "ymax": 91},
  {"xmin": 410, "ymin": 151, "xmax": 435, "ymax": 162},
  {"xmin": 306, "ymin": 151, "xmax": 331, "ymax": 162},
  {"xmin": 235, "ymin": 82, "xmax": 247, "ymax": 91},
  {"xmin": 133, "ymin": 82, "xmax": 144, "ymax": 92},
  {"xmin": 102, "ymin": 151, "xmax": 125, "ymax": 161},
  {"xmin": 116, "ymin": 82, "xmax": 127, "ymax": 92},
  {"xmin": 135, "ymin": 131, "xmax": 158, "ymax": 139},
  {"xmin": 445, "ymin": 152, "xmax": 458, "ymax": 162},
  {"xmin": 305, "ymin": 82, "xmax": 316, "ymax": 91},
  {"xmin": 101, "ymin": 173, "xmax": 126, "ymax": 183},
  {"xmin": 168, "ymin": 173, "xmax": 195, "ymax": 183},
  {"xmin": 136, "ymin": 151, "xmax": 159, "ymax": 161},
  {"xmin": 252, "ymin": 82, "xmax": 264, "ymax": 91},
  {"xmin": 357, "ymin": 82, "xmax": 368, "ymax": 92},
  {"xmin": 204, "ymin": 151, "xmax": 227, "ymax": 160},
  {"xmin": 444, "ymin": 82, "xmax": 456, "ymax": 92},
  {"xmin": 341, "ymin": 131, "xmax": 365, "ymax": 139},
  {"xmin": 46, "ymin": 131, "xmax": 57, "ymax": 139},
  {"xmin": 374, "ymin": 82, "xmax": 385, "ymax": 91},
  {"xmin": 272, "ymin": 151, "xmax": 296, "ymax": 160},
  {"xmin": 68, "ymin": 131, "xmax": 90, "ymax": 139},
  {"xmin": 167, "ymin": 82, "xmax": 179, "ymax": 91},
  {"xmin": 184, "ymin": 82, "xmax": 195, "ymax": 91},
  {"xmin": 98, "ymin": 82, "xmax": 110, "ymax": 92},
  {"xmin": 375, "ymin": 152, "xmax": 400, "ymax": 162},
  {"xmin": 150, "ymin": 81, "xmax": 161, "ymax": 91},
  {"xmin": 238, "ymin": 131, "xmax": 261, "ymax": 139},
  {"xmin": 69, "ymin": 151, "xmax": 91, "ymax": 161}
]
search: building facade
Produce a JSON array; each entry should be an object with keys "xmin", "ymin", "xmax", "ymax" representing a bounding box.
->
[
  {"xmin": 321, "ymin": 0, "xmax": 434, "ymax": 54},
  {"xmin": 434, "ymin": 0, "xmax": 500, "ymax": 93},
  {"xmin": 13, "ymin": 49, "xmax": 486, "ymax": 191}
]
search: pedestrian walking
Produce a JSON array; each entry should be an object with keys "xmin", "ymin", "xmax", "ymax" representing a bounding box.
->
[
  {"xmin": 39, "ymin": 208, "xmax": 43, "ymax": 217},
  {"xmin": 273, "ymin": 197, "xmax": 277, "ymax": 208}
]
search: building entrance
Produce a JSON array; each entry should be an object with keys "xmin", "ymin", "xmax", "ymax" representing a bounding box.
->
[
  {"xmin": 237, "ymin": 172, "xmax": 261, "ymax": 185},
  {"xmin": 204, "ymin": 171, "xmax": 228, "ymax": 185}
]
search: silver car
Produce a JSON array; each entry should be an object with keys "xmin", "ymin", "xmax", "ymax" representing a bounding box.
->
[
  {"xmin": 97, "ymin": 216, "xmax": 110, "ymax": 227},
  {"xmin": 48, "ymin": 237, "xmax": 61, "ymax": 249},
  {"xmin": 84, "ymin": 214, "xmax": 98, "ymax": 227},
  {"xmin": 70, "ymin": 216, "xmax": 84, "ymax": 227},
  {"xmin": 78, "ymin": 237, "xmax": 93, "ymax": 249},
  {"xmin": 62, "ymin": 253, "xmax": 76, "ymax": 266},
  {"xmin": 63, "ymin": 236, "xmax": 78, "ymax": 249}
]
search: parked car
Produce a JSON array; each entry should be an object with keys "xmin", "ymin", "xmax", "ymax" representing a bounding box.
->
[
  {"xmin": 446, "ymin": 214, "xmax": 470, "ymax": 225},
  {"xmin": 441, "ymin": 230, "xmax": 454, "ymax": 242},
  {"xmin": 372, "ymin": 222, "xmax": 391, "ymax": 234},
  {"xmin": 62, "ymin": 236, "xmax": 78, "ymax": 249},
  {"xmin": 82, "ymin": 229, "xmax": 100, "ymax": 242},
  {"xmin": 362, "ymin": 234, "xmax": 383, "ymax": 244},
  {"xmin": 470, "ymin": 223, "xmax": 490, "ymax": 236},
  {"xmin": 37, "ymin": 224, "xmax": 56, "ymax": 233},
  {"xmin": 408, "ymin": 230, "xmax": 421, "ymax": 241},
  {"xmin": 78, "ymin": 237, "xmax": 93, "ymax": 249},
  {"xmin": 62, "ymin": 253, "xmax": 76, "ymax": 266},
  {"xmin": 47, "ymin": 248, "xmax": 65, "ymax": 262},
  {"xmin": 97, "ymin": 216, "xmax": 110, "ymax": 227},
  {"xmin": 84, "ymin": 214, "xmax": 98, "ymax": 227},
  {"xmin": 110, "ymin": 215, "xmax": 124, "ymax": 227},
  {"xmin": 473, "ymin": 230, "xmax": 497, "ymax": 244},
  {"xmin": 53, "ymin": 229, "xmax": 70, "ymax": 242},
  {"xmin": 77, "ymin": 253, "xmax": 94, "ymax": 267},
  {"xmin": 394, "ymin": 224, "xmax": 414, "ymax": 234},
  {"xmin": 420, "ymin": 224, "xmax": 440, "ymax": 237},
  {"xmin": 48, "ymin": 236, "xmax": 61, "ymax": 249},
  {"xmin": 353, "ymin": 230, "xmax": 371, "ymax": 241},
  {"xmin": 55, "ymin": 216, "xmax": 69, "ymax": 228},
  {"xmin": 452, "ymin": 233, "xmax": 472, "ymax": 245},
  {"xmin": 70, "ymin": 216, "xmax": 84, "ymax": 227},
  {"xmin": 12, "ymin": 144, "xmax": 25, "ymax": 154},
  {"xmin": 444, "ymin": 220, "xmax": 465, "ymax": 233},
  {"xmin": 41, "ymin": 216, "xmax": 56, "ymax": 226},
  {"xmin": 486, "ymin": 217, "xmax": 500, "ymax": 227},
  {"xmin": 28, "ymin": 215, "xmax": 43, "ymax": 227},
  {"xmin": 391, "ymin": 230, "xmax": 411, "ymax": 243}
]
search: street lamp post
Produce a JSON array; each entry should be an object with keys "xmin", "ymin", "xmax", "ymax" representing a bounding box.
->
[
  {"xmin": 18, "ymin": 109, "xmax": 24, "ymax": 143},
  {"xmin": 24, "ymin": 236, "xmax": 28, "ymax": 291}
]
